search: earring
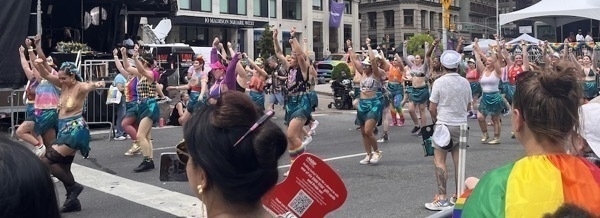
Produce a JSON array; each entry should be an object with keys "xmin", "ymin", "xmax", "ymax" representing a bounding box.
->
[
  {"xmin": 198, "ymin": 184, "xmax": 206, "ymax": 218},
  {"xmin": 197, "ymin": 184, "xmax": 203, "ymax": 194}
]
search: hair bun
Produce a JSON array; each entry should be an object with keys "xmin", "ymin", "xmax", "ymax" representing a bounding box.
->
[{"xmin": 539, "ymin": 61, "xmax": 580, "ymax": 98}]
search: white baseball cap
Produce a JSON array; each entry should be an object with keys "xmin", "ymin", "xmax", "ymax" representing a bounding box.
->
[
  {"xmin": 432, "ymin": 124, "xmax": 451, "ymax": 148},
  {"xmin": 579, "ymin": 103, "xmax": 600, "ymax": 156},
  {"xmin": 440, "ymin": 50, "xmax": 461, "ymax": 69}
]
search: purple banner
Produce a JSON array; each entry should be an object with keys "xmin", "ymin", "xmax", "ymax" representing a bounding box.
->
[{"xmin": 329, "ymin": 0, "xmax": 345, "ymax": 28}]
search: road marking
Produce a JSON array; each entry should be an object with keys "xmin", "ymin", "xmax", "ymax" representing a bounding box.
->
[
  {"xmin": 71, "ymin": 164, "xmax": 202, "ymax": 217},
  {"xmin": 277, "ymin": 153, "xmax": 366, "ymax": 169}
]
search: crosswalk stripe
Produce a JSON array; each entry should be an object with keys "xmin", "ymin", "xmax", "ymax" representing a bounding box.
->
[{"xmin": 71, "ymin": 164, "xmax": 202, "ymax": 217}]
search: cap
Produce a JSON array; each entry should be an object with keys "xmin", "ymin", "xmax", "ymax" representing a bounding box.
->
[
  {"xmin": 440, "ymin": 50, "xmax": 461, "ymax": 69},
  {"xmin": 579, "ymin": 103, "xmax": 600, "ymax": 157},
  {"xmin": 432, "ymin": 124, "xmax": 451, "ymax": 148},
  {"xmin": 209, "ymin": 61, "xmax": 226, "ymax": 70},
  {"xmin": 467, "ymin": 58, "xmax": 475, "ymax": 63},
  {"xmin": 552, "ymin": 52, "xmax": 560, "ymax": 58},
  {"xmin": 362, "ymin": 58, "xmax": 372, "ymax": 66}
]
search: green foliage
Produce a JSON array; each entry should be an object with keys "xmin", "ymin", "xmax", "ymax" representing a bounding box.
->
[
  {"xmin": 258, "ymin": 24, "xmax": 275, "ymax": 59},
  {"xmin": 331, "ymin": 63, "xmax": 351, "ymax": 81},
  {"xmin": 406, "ymin": 34, "xmax": 434, "ymax": 57}
]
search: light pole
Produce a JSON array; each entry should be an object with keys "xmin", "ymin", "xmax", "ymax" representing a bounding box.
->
[{"xmin": 496, "ymin": 0, "xmax": 500, "ymax": 36}]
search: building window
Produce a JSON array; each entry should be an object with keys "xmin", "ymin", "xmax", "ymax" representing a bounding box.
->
[
  {"xmin": 429, "ymin": 13, "xmax": 435, "ymax": 30},
  {"xmin": 313, "ymin": 21, "xmax": 323, "ymax": 60},
  {"xmin": 368, "ymin": 12, "xmax": 376, "ymax": 29},
  {"xmin": 179, "ymin": 26, "xmax": 209, "ymax": 46},
  {"xmin": 221, "ymin": 0, "xmax": 246, "ymax": 15},
  {"xmin": 313, "ymin": 0, "xmax": 322, "ymax": 10},
  {"xmin": 344, "ymin": 0, "xmax": 351, "ymax": 14},
  {"xmin": 254, "ymin": 0, "xmax": 275, "ymax": 18},
  {"xmin": 384, "ymin": 10, "xmax": 394, "ymax": 28},
  {"xmin": 439, "ymin": 13, "xmax": 443, "ymax": 30},
  {"xmin": 404, "ymin": 9, "xmax": 414, "ymax": 27},
  {"xmin": 182, "ymin": 0, "xmax": 212, "ymax": 12},
  {"xmin": 329, "ymin": 27, "xmax": 339, "ymax": 54},
  {"xmin": 421, "ymin": 11, "xmax": 427, "ymax": 29},
  {"xmin": 344, "ymin": 24, "xmax": 352, "ymax": 42},
  {"xmin": 283, "ymin": 0, "xmax": 301, "ymax": 20}
]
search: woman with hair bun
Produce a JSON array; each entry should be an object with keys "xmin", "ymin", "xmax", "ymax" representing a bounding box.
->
[
  {"xmin": 453, "ymin": 60, "xmax": 600, "ymax": 218},
  {"xmin": 180, "ymin": 91, "xmax": 286, "ymax": 217}
]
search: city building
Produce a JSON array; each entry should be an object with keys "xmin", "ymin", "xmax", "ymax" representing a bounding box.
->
[
  {"xmin": 148, "ymin": 0, "xmax": 360, "ymax": 60},
  {"xmin": 463, "ymin": 0, "xmax": 498, "ymax": 39},
  {"xmin": 359, "ymin": 0, "xmax": 461, "ymax": 48}
]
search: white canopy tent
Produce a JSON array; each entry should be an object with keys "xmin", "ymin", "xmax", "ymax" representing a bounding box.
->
[
  {"xmin": 499, "ymin": 0, "xmax": 600, "ymax": 27},
  {"xmin": 507, "ymin": 33, "xmax": 541, "ymax": 45},
  {"xmin": 463, "ymin": 39, "xmax": 497, "ymax": 52}
]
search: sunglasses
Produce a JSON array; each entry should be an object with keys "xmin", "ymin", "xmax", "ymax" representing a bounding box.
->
[{"xmin": 176, "ymin": 110, "xmax": 276, "ymax": 164}]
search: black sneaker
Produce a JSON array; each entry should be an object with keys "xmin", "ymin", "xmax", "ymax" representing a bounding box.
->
[
  {"xmin": 411, "ymin": 126, "xmax": 421, "ymax": 134},
  {"xmin": 60, "ymin": 183, "xmax": 84, "ymax": 213},
  {"xmin": 133, "ymin": 159, "xmax": 155, "ymax": 172},
  {"xmin": 377, "ymin": 134, "xmax": 389, "ymax": 143}
]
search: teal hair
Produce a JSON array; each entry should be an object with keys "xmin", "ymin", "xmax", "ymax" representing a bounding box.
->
[{"xmin": 59, "ymin": 62, "xmax": 82, "ymax": 81}]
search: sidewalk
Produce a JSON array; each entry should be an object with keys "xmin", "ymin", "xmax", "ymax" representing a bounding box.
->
[{"xmin": 314, "ymin": 83, "xmax": 333, "ymax": 96}]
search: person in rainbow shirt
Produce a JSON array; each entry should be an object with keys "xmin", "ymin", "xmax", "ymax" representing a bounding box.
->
[{"xmin": 453, "ymin": 61, "xmax": 600, "ymax": 217}]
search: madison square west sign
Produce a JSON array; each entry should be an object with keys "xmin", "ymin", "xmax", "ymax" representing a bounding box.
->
[{"xmin": 204, "ymin": 18, "xmax": 255, "ymax": 26}]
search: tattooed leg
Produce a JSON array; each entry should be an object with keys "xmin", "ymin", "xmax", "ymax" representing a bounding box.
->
[{"xmin": 435, "ymin": 166, "xmax": 448, "ymax": 197}]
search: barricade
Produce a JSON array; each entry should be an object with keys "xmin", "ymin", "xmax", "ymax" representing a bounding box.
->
[
  {"xmin": 83, "ymin": 87, "xmax": 115, "ymax": 141},
  {"xmin": 8, "ymin": 89, "xmax": 27, "ymax": 138}
]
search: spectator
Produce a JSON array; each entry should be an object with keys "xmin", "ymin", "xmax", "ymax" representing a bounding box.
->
[{"xmin": 168, "ymin": 92, "xmax": 189, "ymax": 126}]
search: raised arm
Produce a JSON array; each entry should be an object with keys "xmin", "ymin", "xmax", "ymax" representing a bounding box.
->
[
  {"xmin": 346, "ymin": 40, "xmax": 364, "ymax": 74},
  {"xmin": 211, "ymin": 38, "xmax": 219, "ymax": 63},
  {"xmin": 227, "ymin": 42, "xmax": 235, "ymax": 59},
  {"xmin": 499, "ymin": 40, "xmax": 513, "ymax": 68},
  {"xmin": 456, "ymin": 35, "xmax": 465, "ymax": 52},
  {"xmin": 520, "ymin": 41, "xmax": 530, "ymax": 71},
  {"xmin": 132, "ymin": 45, "xmax": 156, "ymax": 82},
  {"xmin": 246, "ymin": 56, "xmax": 268, "ymax": 78},
  {"xmin": 224, "ymin": 53, "xmax": 241, "ymax": 90},
  {"xmin": 19, "ymin": 46, "xmax": 34, "ymax": 80},
  {"xmin": 272, "ymin": 29, "xmax": 289, "ymax": 70},
  {"xmin": 289, "ymin": 27, "xmax": 310, "ymax": 75},
  {"xmin": 33, "ymin": 58, "xmax": 61, "ymax": 87},
  {"xmin": 402, "ymin": 41, "xmax": 415, "ymax": 68},
  {"xmin": 120, "ymin": 47, "xmax": 140, "ymax": 75},
  {"xmin": 473, "ymin": 39, "xmax": 486, "ymax": 73}
]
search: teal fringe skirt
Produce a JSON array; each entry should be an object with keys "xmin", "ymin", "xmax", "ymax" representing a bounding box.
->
[
  {"xmin": 138, "ymin": 98, "xmax": 160, "ymax": 125},
  {"xmin": 479, "ymin": 91, "xmax": 504, "ymax": 116},
  {"xmin": 409, "ymin": 86, "xmax": 430, "ymax": 104},
  {"xmin": 32, "ymin": 109, "xmax": 58, "ymax": 136},
  {"xmin": 52, "ymin": 115, "xmax": 91, "ymax": 158},
  {"xmin": 284, "ymin": 93, "xmax": 312, "ymax": 126},
  {"xmin": 249, "ymin": 90, "xmax": 265, "ymax": 111},
  {"xmin": 583, "ymin": 81, "xmax": 598, "ymax": 99},
  {"xmin": 470, "ymin": 82, "xmax": 482, "ymax": 98},
  {"xmin": 355, "ymin": 93, "xmax": 384, "ymax": 126}
]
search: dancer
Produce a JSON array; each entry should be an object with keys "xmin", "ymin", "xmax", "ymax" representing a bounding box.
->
[
  {"xmin": 272, "ymin": 27, "xmax": 312, "ymax": 175},
  {"xmin": 403, "ymin": 41, "xmax": 430, "ymax": 136},
  {"xmin": 387, "ymin": 53, "xmax": 407, "ymax": 127},
  {"xmin": 356, "ymin": 38, "xmax": 385, "ymax": 165},
  {"xmin": 568, "ymin": 46, "xmax": 598, "ymax": 102},
  {"xmin": 34, "ymin": 60, "xmax": 105, "ymax": 213},
  {"xmin": 206, "ymin": 38, "xmax": 241, "ymax": 104},
  {"xmin": 114, "ymin": 48, "xmax": 142, "ymax": 155},
  {"xmin": 166, "ymin": 55, "xmax": 208, "ymax": 124},
  {"xmin": 472, "ymin": 39, "xmax": 503, "ymax": 144},
  {"xmin": 246, "ymin": 56, "xmax": 268, "ymax": 111},
  {"xmin": 16, "ymin": 43, "xmax": 44, "ymax": 156}
]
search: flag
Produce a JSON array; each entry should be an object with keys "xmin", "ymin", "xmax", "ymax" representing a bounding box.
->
[
  {"xmin": 329, "ymin": 0, "xmax": 345, "ymax": 28},
  {"xmin": 453, "ymin": 154, "xmax": 600, "ymax": 217}
]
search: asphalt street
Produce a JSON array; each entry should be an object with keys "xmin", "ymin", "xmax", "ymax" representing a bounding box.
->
[{"xmin": 37, "ymin": 90, "xmax": 523, "ymax": 218}]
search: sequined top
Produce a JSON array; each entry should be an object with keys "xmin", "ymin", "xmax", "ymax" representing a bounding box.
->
[
  {"xmin": 125, "ymin": 77, "xmax": 139, "ymax": 102},
  {"xmin": 137, "ymin": 70, "xmax": 159, "ymax": 99}
]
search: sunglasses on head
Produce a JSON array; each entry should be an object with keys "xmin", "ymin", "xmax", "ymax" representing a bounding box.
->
[{"xmin": 176, "ymin": 110, "xmax": 276, "ymax": 164}]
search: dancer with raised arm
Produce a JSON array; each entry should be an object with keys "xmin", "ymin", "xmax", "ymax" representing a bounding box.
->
[{"xmin": 33, "ymin": 59, "xmax": 105, "ymax": 213}]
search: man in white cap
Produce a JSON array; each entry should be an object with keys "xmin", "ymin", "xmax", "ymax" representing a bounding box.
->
[
  {"xmin": 576, "ymin": 103, "xmax": 600, "ymax": 167},
  {"xmin": 425, "ymin": 50, "xmax": 472, "ymax": 211}
]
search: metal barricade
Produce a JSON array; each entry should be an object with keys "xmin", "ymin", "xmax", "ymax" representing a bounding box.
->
[
  {"xmin": 8, "ymin": 89, "xmax": 27, "ymax": 138},
  {"xmin": 84, "ymin": 87, "xmax": 115, "ymax": 141}
]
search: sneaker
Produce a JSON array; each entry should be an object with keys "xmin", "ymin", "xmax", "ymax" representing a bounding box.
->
[
  {"xmin": 425, "ymin": 198, "xmax": 452, "ymax": 211},
  {"xmin": 377, "ymin": 134, "xmax": 389, "ymax": 143},
  {"xmin": 397, "ymin": 117, "xmax": 405, "ymax": 126},
  {"xmin": 309, "ymin": 130, "xmax": 316, "ymax": 136},
  {"xmin": 481, "ymin": 132, "xmax": 489, "ymax": 143},
  {"xmin": 310, "ymin": 120, "xmax": 319, "ymax": 131},
  {"xmin": 33, "ymin": 145, "xmax": 46, "ymax": 157},
  {"xmin": 359, "ymin": 154, "xmax": 372, "ymax": 165},
  {"xmin": 133, "ymin": 159, "xmax": 155, "ymax": 172},
  {"xmin": 114, "ymin": 136, "xmax": 126, "ymax": 141},
  {"xmin": 410, "ymin": 126, "xmax": 420, "ymax": 134},
  {"xmin": 302, "ymin": 136, "xmax": 313, "ymax": 147},
  {"xmin": 370, "ymin": 151, "xmax": 382, "ymax": 164},
  {"xmin": 126, "ymin": 135, "xmax": 132, "ymax": 139},
  {"xmin": 124, "ymin": 142, "xmax": 141, "ymax": 156},
  {"xmin": 450, "ymin": 194, "xmax": 457, "ymax": 205},
  {"xmin": 488, "ymin": 138, "xmax": 501, "ymax": 145}
]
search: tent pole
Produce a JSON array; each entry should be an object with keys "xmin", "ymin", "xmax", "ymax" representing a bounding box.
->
[{"xmin": 37, "ymin": 0, "xmax": 41, "ymax": 35}]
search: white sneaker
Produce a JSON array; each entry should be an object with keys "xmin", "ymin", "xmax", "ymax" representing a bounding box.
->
[
  {"xmin": 126, "ymin": 135, "xmax": 132, "ymax": 139},
  {"xmin": 302, "ymin": 136, "xmax": 313, "ymax": 147},
  {"xmin": 425, "ymin": 199, "xmax": 452, "ymax": 211},
  {"xmin": 310, "ymin": 120, "xmax": 320, "ymax": 131},
  {"xmin": 370, "ymin": 151, "xmax": 382, "ymax": 164},
  {"xmin": 114, "ymin": 136, "xmax": 126, "ymax": 141},
  {"xmin": 359, "ymin": 155, "xmax": 371, "ymax": 165},
  {"xmin": 309, "ymin": 130, "xmax": 316, "ymax": 136},
  {"xmin": 33, "ymin": 145, "xmax": 46, "ymax": 157},
  {"xmin": 283, "ymin": 170, "xmax": 289, "ymax": 177}
]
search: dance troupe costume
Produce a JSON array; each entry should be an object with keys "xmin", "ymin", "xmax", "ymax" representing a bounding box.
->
[
  {"xmin": 355, "ymin": 74, "xmax": 384, "ymax": 126},
  {"xmin": 124, "ymin": 77, "xmax": 139, "ymax": 120},
  {"xmin": 406, "ymin": 65, "xmax": 430, "ymax": 106},
  {"xmin": 582, "ymin": 69, "xmax": 598, "ymax": 100},
  {"xmin": 137, "ymin": 70, "xmax": 161, "ymax": 126},
  {"xmin": 478, "ymin": 72, "xmax": 504, "ymax": 116},
  {"xmin": 24, "ymin": 79, "xmax": 39, "ymax": 118},
  {"xmin": 453, "ymin": 154, "xmax": 600, "ymax": 217},
  {"xmin": 28, "ymin": 71, "xmax": 60, "ymax": 137},
  {"xmin": 465, "ymin": 68, "xmax": 481, "ymax": 98},
  {"xmin": 249, "ymin": 74, "xmax": 266, "ymax": 111},
  {"xmin": 502, "ymin": 64, "xmax": 521, "ymax": 104},
  {"xmin": 207, "ymin": 50, "xmax": 240, "ymax": 100},
  {"xmin": 284, "ymin": 65, "xmax": 312, "ymax": 160}
]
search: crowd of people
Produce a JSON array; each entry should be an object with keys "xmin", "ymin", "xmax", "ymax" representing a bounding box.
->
[{"xmin": 2, "ymin": 28, "xmax": 600, "ymax": 217}]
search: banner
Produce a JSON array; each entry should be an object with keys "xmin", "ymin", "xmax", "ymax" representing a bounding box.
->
[{"xmin": 329, "ymin": 0, "xmax": 345, "ymax": 28}]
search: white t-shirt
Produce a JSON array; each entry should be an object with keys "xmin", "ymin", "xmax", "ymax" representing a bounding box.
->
[{"xmin": 429, "ymin": 72, "xmax": 472, "ymax": 126}]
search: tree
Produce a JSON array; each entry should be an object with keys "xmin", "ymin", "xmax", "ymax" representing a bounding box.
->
[
  {"xmin": 406, "ymin": 34, "xmax": 434, "ymax": 57},
  {"xmin": 258, "ymin": 24, "xmax": 275, "ymax": 59},
  {"xmin": 331, "ymin": 63, "xmax": 351, "ymax": 80}
]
